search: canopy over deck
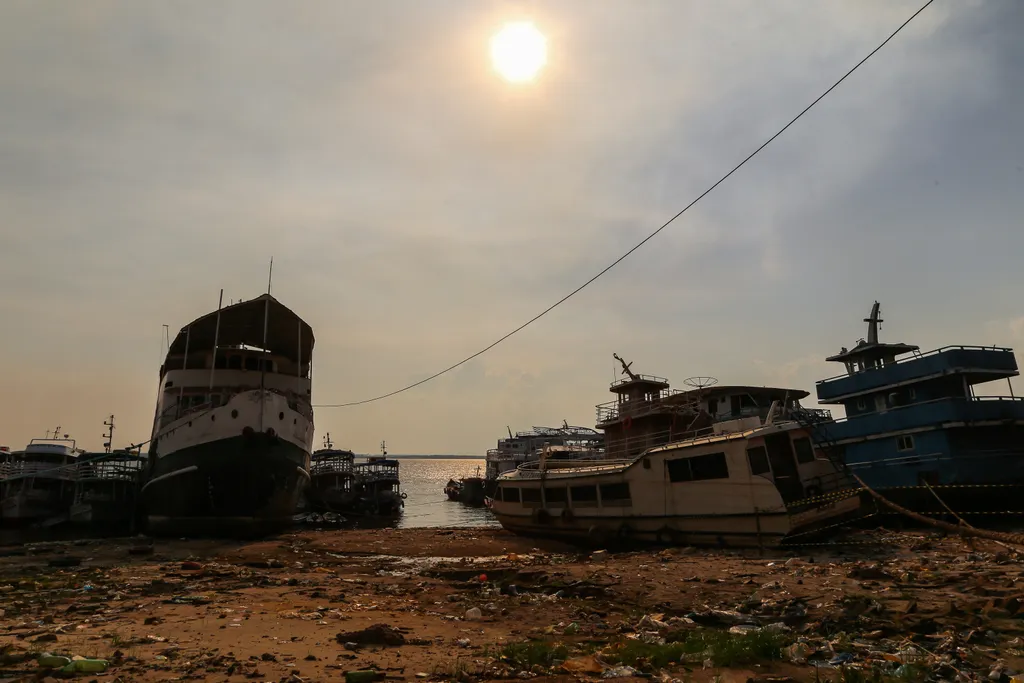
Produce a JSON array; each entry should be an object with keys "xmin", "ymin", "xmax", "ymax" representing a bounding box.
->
[{"xmin": 165, "ymin": 294, "xmax": 314, "ymax": 365}]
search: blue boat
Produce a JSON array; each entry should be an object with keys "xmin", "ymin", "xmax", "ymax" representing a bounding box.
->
[{"xmin": 813, "ymin": 301, "xmax": 1024, "ymax": 518}]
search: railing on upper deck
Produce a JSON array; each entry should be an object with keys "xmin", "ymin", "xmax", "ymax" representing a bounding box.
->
[
  {"xmin": 609, "ymin": 373, "xmax": 669, "ymax": 389},
  {"xmin": 825, "ymin": 395, "xmax": 1024, "ymax": 442},
  {"xmin": 595, "ymin": 388, "xmax": 693, "ymax": 423},
  {"xmin": 75, "ymin": 457, "xmax": 145, "ymax": 483},
  {"xmin": 158, "ymin": 388, "xmax": 313, "ymax": 430},
  {"xmin": 817, "ymin": 345, "xmax": 1018, "ymax": 400},
  {"xmin": 512, "ymin": 458, "xmax": 635, "ymax": 479},
  {"xmin": 311, "ymin": 453, "xmax": 355, "ymax": 477}
]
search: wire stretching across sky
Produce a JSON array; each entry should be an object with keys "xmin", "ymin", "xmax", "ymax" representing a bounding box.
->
[{"xmin": 315, "ymin": 0, "xmax": 935, "ymax": 409}]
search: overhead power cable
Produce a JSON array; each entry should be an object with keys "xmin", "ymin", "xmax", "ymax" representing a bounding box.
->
[{"xmin": 316, "ymin": 0, "xmax": 935, "ymax": 409}]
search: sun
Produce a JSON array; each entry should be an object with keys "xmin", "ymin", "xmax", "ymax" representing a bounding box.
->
[{"xmin": 490, "ymin": 21, "xmax": 547, "ymax": 83}]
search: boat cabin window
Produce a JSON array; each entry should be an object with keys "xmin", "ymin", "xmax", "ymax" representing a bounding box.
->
[
  {"xmin": 599, "ymin": 482, "xmax": 631, "ymax": 506},
  {"xmin": 521, "ymin": 488, "xmax": 542, "ymax": 504},
  {"xmin": 667, "ymin": 452, "xmax": 729, "ymax": 482},
  {"xmin": 500, "ymin": 486, "xmax": 521, "ymax": 503},
  {"xmin": 570, "ymin": 485, "xmax": 598, "ymax": 506},
  {"xmin": 897, "ymin": 435, "xmax": 915, "ymax": 452},
  {"xmin": 228, "ymin": 355, "xmax": 242, "ymax": 370},
  {"xmin": 245, "ymin": 356, "xmax": 259, "ymax": 371},
  {"xmin": 747, "ymin": 446, "xmax": 771, "ymax": 476},
  {"xmin": 792, "ymin": 437, "xmax": 815, "ymax": 464},
  {"xmin": 544, "ymin": 487, "xmax": 567, "ymax": 504}
]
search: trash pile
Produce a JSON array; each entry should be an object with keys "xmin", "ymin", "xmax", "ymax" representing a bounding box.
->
[{"xmin": 2, "ymin": 527, "xmax": 1024, "ymax": 681}]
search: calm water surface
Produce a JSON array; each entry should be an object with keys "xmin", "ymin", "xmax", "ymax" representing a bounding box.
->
[{"xmin": 394, "ymin": 457, "xmax": 499, "ymax": 529}]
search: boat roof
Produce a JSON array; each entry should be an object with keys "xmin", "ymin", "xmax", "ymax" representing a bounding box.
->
[
  {"xmin": 676, "ymin": 384, "xmax": 809, "ymax": 402},
  {"xmin": 165, "ymin": 294, "xmax": 314, "ymax": 364},
  {"xmin": 24, "ymin": 440, "xmax": 79, "ymax": 456},
  {"xmin": 313, "ymin": 448, "xmax": 355, "ymax": 458},
  {"xmin": 825, "ymin": 341, "xmax": 920, "ymax": 363}
]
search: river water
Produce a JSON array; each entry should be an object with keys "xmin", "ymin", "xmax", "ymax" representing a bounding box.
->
[{"xmin": 393, "ymin": 457, "xmax": 499, "ymax": 529}]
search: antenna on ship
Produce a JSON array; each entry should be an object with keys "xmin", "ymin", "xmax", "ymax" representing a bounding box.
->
[
  {"xmin": 102, "ymin": 415, "xmax": 115, "ymax": 453},
  {"xmin": 267, "ymin": 257, "xmax": 274, "ymax": 296},
  {"xmin": 323, "ymin": 432, "xmax": 332, "ymax": 450},
  {"xmin": 507, "ymin": 426, "xmax": 513, "ymax": 439},
  {"xmin": 864, "ymin": 301, "xmax": 883, "ymax": 345},
  {"xmin": 381, "ymin": 440, "xmax": 387, "ymax": 457},
  {"xmin": 613, "ymin": 353, "xmax": 638, "ymax": 381}
]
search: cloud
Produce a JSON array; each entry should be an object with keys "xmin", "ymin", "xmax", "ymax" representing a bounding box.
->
[{"xmin": 1, "ymin": 1, "xmax": 1022, "ymax": 453}]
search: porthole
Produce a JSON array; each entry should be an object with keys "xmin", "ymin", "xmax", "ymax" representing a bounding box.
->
[
  {"xmin": 231, "ymin": 410, "xmax": 239, "ymax": 419},
  {"xmin": 211, "ymin": 415, "xmax": 216, "ymax": 422},
  {"xmin": 279, "ymin": 412, "xmax": 284, "ymax": 421}
]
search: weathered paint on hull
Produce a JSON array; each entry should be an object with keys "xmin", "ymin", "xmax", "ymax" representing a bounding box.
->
[
  {"xmin": 491, "ymin": 510, "xmax": 791, "ymax": 548},
  {"xmin": 142, "ymin": 432, "xmax": 309, "ymax": 536}
]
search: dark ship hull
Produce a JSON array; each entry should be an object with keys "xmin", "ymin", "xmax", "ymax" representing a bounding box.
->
[{"xmin": 142, "ymin": 432, "xmax": 309, "ymax": 536}]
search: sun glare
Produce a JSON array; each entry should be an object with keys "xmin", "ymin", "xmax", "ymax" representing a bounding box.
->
[{"xmin": 490, "ymin": 21, "xmax": 547, "ymax": 84}]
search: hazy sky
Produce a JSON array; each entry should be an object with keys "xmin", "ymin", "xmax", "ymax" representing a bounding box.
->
[{"xmin": 2, "ymin": 1, "xmax": 1022, "ymax": 454}]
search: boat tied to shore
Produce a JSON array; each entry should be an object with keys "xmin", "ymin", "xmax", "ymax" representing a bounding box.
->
[
  {"xmin": 0, "ymin": 429, "xmax": 83, "ymax": 526},
  {"xmin": 351, "ymin": 441, "xmax": 405, "ymax": 517},
  {"xmin": 488, "ymin": 357, "xmax": 863, "ymax": 547},
  {"xmin": 140, "ymin": 292, "xmax": 315, "ymax": 535},
  {"xmin": 306, "ymin": 432, "xmax": 356, "ymax": 513},
  {"xmin": 814, "ymin": 301, "xmax": 1024, "ymax": 519}
]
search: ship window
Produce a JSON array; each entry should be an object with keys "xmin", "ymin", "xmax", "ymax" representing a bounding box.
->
[
  {"xmin": 599, "ymin": 482, "xmax": 631, "ymax": 506},
  {"xmin": 897, "ymin": 435, "xmax": 915, "ymax": 452},
  {"xmin": 215, "ymin": 354, "xmax": 227, "ymax": 369},
  {"xmin": 792, "ymin": 437, "xmax": 815, "ymax": 464},
  {"xmin": 747, "ymin": 446, "xmax": 771, "ymax": 476},
  {"xmin": 244, "ymin": 356, "xmax": 259, "ymax": 371},
  {"xmin": 667, "ymin": 452, "xmax": 729, "ymax": 482},
  {"xmin": 501, "ymin": 486, "xmax": 520, "ymax": 503},
  {"xmin": 570, "ymin": 485, "xmax": 598, "ymax": 506},
  {"xmin": 544, "ymin": 487, "xmax": 568, "ymax": 504},
  {"xmin": 521, "ymin": 488, "xmax": 541, "ymax": 503},
  {"xmin": 263, "ymin": 359, "xmax": 275, "ymax": 372},
  {"xmin": 908, "ymin": 388, "xmax": 917, "ymax": 400},
  {"xmin": 228, "ymin": 355, "xmax": 242, "ymax": 370},
  {"xmin": 856, "ymin": 398, "xmax": 866, "ymax": 410}
]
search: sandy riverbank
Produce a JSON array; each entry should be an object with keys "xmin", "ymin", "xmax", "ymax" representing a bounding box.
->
[{"xmin": 2, "ymin": 527, "xmax": 1023, "ymax": 682}]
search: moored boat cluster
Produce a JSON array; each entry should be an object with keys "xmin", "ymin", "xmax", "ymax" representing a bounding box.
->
[{"xmin": 3, "ymin": 299, "xmax": 1024, "ymax": 544}]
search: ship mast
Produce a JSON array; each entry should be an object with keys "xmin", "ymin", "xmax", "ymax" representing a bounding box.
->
[
  {"xmin": 102, "ymin": 415, "xmax": 115, "ymax": 453},
  {"xmin": 613, "ymin": 353, "xmax": 638, "ymax": 381},
  {"xmin": 864, "ymin": 301, "xmax": 883, "ymax": 345}
]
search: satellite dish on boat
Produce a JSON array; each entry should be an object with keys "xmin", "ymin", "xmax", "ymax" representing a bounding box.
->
[{"xmin": 683, "ymin": 376, "xmax": 718, "ymax": 391}]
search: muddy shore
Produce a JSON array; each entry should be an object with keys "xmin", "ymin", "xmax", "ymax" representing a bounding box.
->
[{"xmin": 2, "ymin": 527, "xmax": 1023, "ymax": 682}]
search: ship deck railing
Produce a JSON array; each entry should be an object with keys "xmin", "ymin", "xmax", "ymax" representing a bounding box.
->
[
  {"xmin": 311, "ymin": 462, "xmax": 355, "ymax": 476},
  {"xmin": 511, "ymin": 458, "xmax": 636, "ymax": 478},
  {"xmin": 158, "ymin": 388, "xmax": 313, "ymax": 427},
  {"xmin": 0, "ymin": 460, "xmax": 80, "ymax": 482},
  {"xmin": 74, "ymin": 460, "xmax": 145, "ymax": 483},
  {"xmin": 817, "ymin": 344, "xmax": 1016, "ymax": 384},
  {"xmin": 595, "ymin": 389, "xmax": 697, "ymax": 423},
  {"xmin": 610, "ymin": 373, "xmax": 670, "ymax": 388},
  {"xmin": 824, "ymin": 395, "xmax": 1024, "ymax": 442}
]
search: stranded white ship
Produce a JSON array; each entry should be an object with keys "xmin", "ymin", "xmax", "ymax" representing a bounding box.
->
[
  {"xmin": 141, "ymin": 293, "xmax": 314, "ymax": 535},
  {"xmin": 488, "ymin": 358, "xmax": 862, "ymax": 547}
]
